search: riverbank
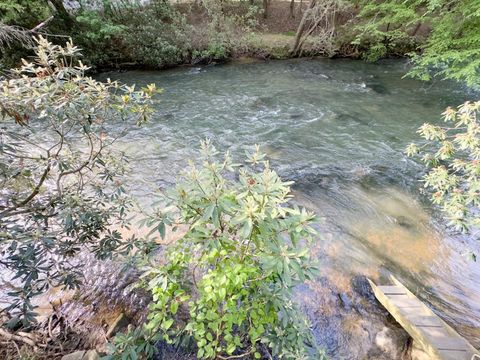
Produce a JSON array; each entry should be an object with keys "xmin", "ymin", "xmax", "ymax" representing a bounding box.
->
[
  {"xmin": 1, "ymin": 0, "xmax": 420, "ymax": 72},
  {"xmin": 90, "ymin": 1, "xmax": 428, "ymax": 72},
  {"xmin": 86, "ymin": 1, "xmax": 344, "ymax": 72},
  {"xmin": 74, "ymin": 0, "xmax": 413, "ymax": 73}
]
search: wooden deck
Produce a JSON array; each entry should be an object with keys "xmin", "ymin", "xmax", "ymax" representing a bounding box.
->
[{"xmin": 368, "ymin": 275, "xmax": 480, "ymax": 360}]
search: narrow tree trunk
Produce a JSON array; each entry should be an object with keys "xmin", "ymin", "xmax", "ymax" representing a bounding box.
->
[
  {"xmin": 263, "ymin": 0, "xmax": 268, "ymax": 18},
  {"xmin": 290, "ymin": 0, "xmax": 295, "ymax": 18},
  {"xmin": 410, "ymin": 22, "xmax": 422, "ymax": 37},
  {"xmin": 298, "ymin": 0, "xmax": 304, "ymax": 17},
  {"xmin": 292, "ymin": 0, "xmax": 316, "ymax": 55}
]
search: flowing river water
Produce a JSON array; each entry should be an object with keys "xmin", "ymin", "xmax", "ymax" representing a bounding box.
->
[{"xmin": 30, "ymin": 58, "xmax": 480, "ymax": 359}]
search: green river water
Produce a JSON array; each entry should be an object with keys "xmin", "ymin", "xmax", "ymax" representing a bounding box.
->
[{"xmin": 97, "ymin": 58, "xmax": 479, "ymax": 358}]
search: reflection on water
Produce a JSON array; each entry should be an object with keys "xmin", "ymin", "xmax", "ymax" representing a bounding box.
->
[
  {"xmin": 295, "ymin": 178, "xmax": 480, "ymax": 351},
  {"xmin": 86, "ymin": 59, "xmax": 480, "ymax": 356},
  {"xmin": 349, "ymin": 187, "xmax": 443, "ymax": 272}
]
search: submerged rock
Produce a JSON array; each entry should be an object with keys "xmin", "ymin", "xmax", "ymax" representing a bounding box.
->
[
  {"xmin": 61, "ymin": 350, "xmax": 100, "ymax": 360},
  {"xmin": 351, "ymin": 275, "xmax": 376, "ymax": 301},
  {"xmin": 374, "ymin": 326, "xmax": 410, "ymax": 359},
  {"xmin": 339, "ymin": 292, "xmax": 353, "ymax": 310},
  {"xmin": 294, "ymin": 274, "xmax": 411, "ymax": 360},
  {"xmin": 84, "ymin": 350, "xmax": 100, "ymax": 360},
  {"xmin": 366, "ymin": 82, "xmax": 391, "ymax": 95},
  {"xmin": 410, "ymin": 341, "xmax": 430, "ymax": 360},
  {"xmin": 61, "ymin": 350, "xmax": 85, "ymax": 360}
]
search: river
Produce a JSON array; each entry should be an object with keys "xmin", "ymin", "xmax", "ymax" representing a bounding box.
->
[{"xmin": 96, "ymin": 58, "xmax": 480, "ymax": 358}]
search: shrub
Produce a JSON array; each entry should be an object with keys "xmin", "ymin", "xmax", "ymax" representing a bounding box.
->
[
  {"xmin": 192, "ymin": 43, "xmax": 229, "ymax": 64},
  {"xmin": 74, "ymin": 10, "xmax": 126, "ymax": 65},
  {"xmin": 0, "ymin": 36, "xmax": 158, "ymax": 324},
  {"xmin": 107, "ymin": 141, "xmax": 323, "ymax": 359},
  {"xmin": 0, "ymin": 0, "xmax": 50, "ymax": 29},
  {"xmin": 72, "ymin": 0, "xmax": 192, "ymax": 68},
  {"xmin": 406, "ymin": 101, "xmax": 480, "ymax": 258},
  {"xmin": 187, "ymin": 0, "xmax": 259, "ymax": 63},
  {"xmin": 351, "ymin": 0, "xmax": 480, "ymax": 86}
]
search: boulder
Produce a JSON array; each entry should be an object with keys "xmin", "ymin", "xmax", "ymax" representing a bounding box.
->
[
  {"xmin": 61, "ymin": 351, "xmax": 85, "ymax": 360},
  {"xmin": 374, "ymin": 326, "xmax": 410, "ymax": 359},
  {"xmin": 61, "ymin": 350, "xmax": 100, "ymax": 360}
]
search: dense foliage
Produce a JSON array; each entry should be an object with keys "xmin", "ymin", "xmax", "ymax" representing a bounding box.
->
[
  {"xmin": 406, "ymin": 101, "xmax": 480, "ymax": 257},
  {"xmin": 107, "ymin": 141, "xmax": 323, "ymax": 359},
  {"xmin": 352, "ymin": 0, "xmax": 480, "ymax": 86},
  {"xmin": 2, "ymin": 0, "xmax": 479, "ymax": 86},
  {"xmin": 0, "ymin": 37, "xmax": 157, "ymax": 324},
  {"xmin": 73, "ymin": 0, "xmax": 189, "ymax": 67},
  {"xmin": 1, "ymin": 0, "xmax": 261, "ymax": 68}
]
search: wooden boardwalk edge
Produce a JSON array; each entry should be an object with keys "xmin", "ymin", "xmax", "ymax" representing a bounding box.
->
[{"xmin": 368, "ymin": 276, "xmax": 480, "ymax": 360}]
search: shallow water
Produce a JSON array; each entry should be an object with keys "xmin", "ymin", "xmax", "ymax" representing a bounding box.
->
[{"xmin": 97, "ymin": 59, "xmax": 480, "ymax": 356}]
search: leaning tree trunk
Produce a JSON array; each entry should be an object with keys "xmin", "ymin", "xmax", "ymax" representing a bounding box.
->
[
  {"xmin": 292, "ymin": 0, "xmax": 340, "ymax": 57},
  {"xmin": 410, "ymin": 22, "xmax": 422, "ymax": 37},
  {"xmin": 292, "ymin": 0, "xmax": 316, "ymax": 55}
]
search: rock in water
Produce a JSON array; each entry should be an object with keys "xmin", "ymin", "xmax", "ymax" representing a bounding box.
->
[{"xmin": 61, "ymin": 351, "xmax": 85, "ymax": 360}]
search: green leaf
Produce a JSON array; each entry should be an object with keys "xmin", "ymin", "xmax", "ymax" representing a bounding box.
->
[
  {"xmin": 203, "ymin": 204, "xmax": 215, "ymax": 220},
  {"xmin": 170, "ymin": 301, "xmax": 179, "ymax": 315},
  {"xmin": 212, "ymin": 206, "xmax": 221, "ymax": 228},
  {"xmin": 158, "ymin": 222, "xmax": 166, "ymax": 239},
  {"xmin": 226, "ymin": 343, "xmax": 236, "ymax": 355},
  {"xmin": 162, "ymin": 318, "xmax": 174, "ymax": 330},
  {"xmin": 219, "ymin": 287, "xmax": 226, "ymax": 299},
  {"xmin": 240, "ymin": 220, "xmax": 253, "ymax": 238},
  {"xmin": 206, "ymin": 332, "xmax": 213, "ymax": 341}
]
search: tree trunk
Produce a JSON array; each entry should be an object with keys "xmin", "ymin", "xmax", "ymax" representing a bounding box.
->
[
  {"xmin": 298, "ymin": 0, "xmax": 304, "ymax": 17},
  {"xmin": 410, "ymin": 22, "xmax": 422, "ymax": 37},
  {"xmin": 48, "ymin": 0, "xmax": 76, "ymax": 28},
  {"xmin": 263, "ymin": 0, "xmax": 268, "ymax": 18},
  {"xmin": 290, "ymin": 0, "xmax": 295, "ymax": 18},
  {"xmin": 292, "ymin": 0, "xmax": 316, "ymax": 55}
]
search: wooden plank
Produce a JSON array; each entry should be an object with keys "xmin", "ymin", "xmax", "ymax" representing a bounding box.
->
[
  {"xmin": 400, "ymin": 306, "xmax": 435, "ymax": 317},
  {"xmin": 389, "ymin": 275, "xmax": 416, "ymax": 297},
  {"xmin": 377, "ymin": 285, "xmax": 406, "ymax": 295},
  {"xmin": 421, "ymin": 326, "xmax": 468, "ymax": 351},
  {"xmin": 368, "ymin": 277, "xmax": 480, "ymax": 360},
  {"xmin": 388, "ymin": 294, "xmax": 423, "ymax": 308},
  {"xmin": 407, "ymin": 315, "xmax": 443, "ymax": 327},
  {"xmin": 437, "ymin": 349, "xmax": 471, "ymax": 360}
]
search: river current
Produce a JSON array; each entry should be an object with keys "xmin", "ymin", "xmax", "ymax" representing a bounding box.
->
[{"xmin": 95, "ymin": 58, "xmax": 480, "ymax": 358}]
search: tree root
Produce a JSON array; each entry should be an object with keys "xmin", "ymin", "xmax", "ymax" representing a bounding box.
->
[{"xmin": 0, "ymin": 328, "xmax": 45, "ymax": 350}]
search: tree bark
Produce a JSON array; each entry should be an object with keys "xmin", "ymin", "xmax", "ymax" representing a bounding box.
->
[
  {"xmin": 48, "ymin": 0, "xmax": 76, "ymax": 28},
  {"xmin": 290, "ymin": 0, "xmax": 295, "ymax": 18},
  {"xmin": 298, "ymin": 0, "xmax": 304, "ymax": 17},
  {"xmin": 410, "ymin": 22, "xmax": 422, "ymax": 37},
  {"xmin": 292, "ymin": 0, "xmax": 316, "ymax": 55}
]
